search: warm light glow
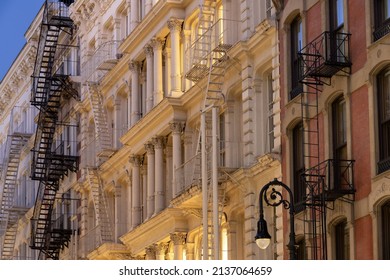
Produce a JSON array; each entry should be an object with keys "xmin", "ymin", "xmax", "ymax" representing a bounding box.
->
[{"xmin": 256, "ymin": 238, "xmax": 271, "ymax": 249}]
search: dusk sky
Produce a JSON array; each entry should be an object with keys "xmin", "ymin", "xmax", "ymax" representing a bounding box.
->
[{"xmin": 0, "ymin": 0, "xmax": 44, "ymax": 82}]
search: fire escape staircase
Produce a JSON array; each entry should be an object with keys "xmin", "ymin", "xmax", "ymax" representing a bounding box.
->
[
  {"xmin": 30, "ymin": 0, "xmax": 78, "ymax": 260},
  {"xmin": 87, "ymin": 84, "xmax": 114, "ymax": 158},
  {"xmin": 87, "ymin": 168, "xmax": 114, "ymax": 245},
  {"xmin": 298, "ymin": 31, "xmax": 353, "ymax": 260},
  {"xmin": 185, "ymin": 0, "xmax": 232, "ymax": 260},
  {"xmin": 0, "ymin": 132, "xmax": 32, "ymax": 259}
]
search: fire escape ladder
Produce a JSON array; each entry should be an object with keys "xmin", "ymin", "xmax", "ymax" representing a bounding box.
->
[
  {"xmin": 87, "ymin": 83, "xmax": 114, "ymax": 158},
  {"xmin": 87, "ymin": 168, "xmax": 114, "ymax": 244},
  {"xmin": 298, "ymin": 31, "xmax": 352, "ymax": 260},
  {"xmin": 30, "ymin": 0, "xmax": 78, "ymax": 260},
  {"xmin": 0, "ymin": 133, "xmax": 31, "ymax": 259}
]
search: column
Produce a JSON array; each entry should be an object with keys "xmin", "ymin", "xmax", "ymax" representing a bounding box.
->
[
  {"xmin": 130, "ymin": 0, "xmax": 139, "ymax": 31},
  {"xmin": 186, "ymin": 243, "xmax": 195, "ymax": 260},
  {"xmin": 183, "ymin": 29, "xmax": 192, "ymax": 91},
  {"xmin": 153, "ymin": 137, "xmax": 165, "ymax": 213},
  {"xmin": 130, "ymin": 155, "xmax": 142, "ymax": 228},
  {"xmin": 151, "ymin": 38, "xmax": 164, "ymax": 105},
  {"xmin": 145, "ymin": 244, "xmax": 157, "ymax": 260},
  {"xmin": 170, "ymin": 122, "xmax": 184, "ymax": 197},
  {"xmin": 170, "ymin": 232, "xmax": 187, "ymax": 260},
  {"xmin": 165, "ymin": 146, "xmax": 173, "ymax": 201},
  {"xmin": 125, "ymin": 174, "xmax": 132, "ymax": 231},
  {"xmin": 129, "ymin": 60, "xmax": 140, "ymax": 125},
  {"xmin": 126, "ymin": 78, "xmax": 132, "ymax": 128},
  {"xmin": 113, "ymin": 95, "xmax": 121, "ymax": 149},
  {"xmin": 241, "ymin": 59, "xmax": 255, "ymax": 166},
  {"xmin": 164, "ymin": 47, "xmax": 171, "ymax": 96},
  {"xmin": 144, "ymin": 45, "xmax": 154, "ymax": 112},
  {"xmin": 168, "ymin": 18, "xmax": 183, "ymax": 97},
  {"xmin": 141, "ymin": 164, "xmax": 147, "ymax": 222},
  {"xmin": 156, "ymin": 243, "xmax": 168, "ymax": 260},
  {"xmin": 145, "ymin": 142, "xmax": 155, "ymax": 219},
  {"xmin": 114, "ymin": 184, "xmax": 121, "ymax": 242}
]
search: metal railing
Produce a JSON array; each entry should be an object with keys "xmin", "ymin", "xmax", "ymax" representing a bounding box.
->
[
  {"xmin": 299, "ymin": 31, "xmax": 351, "ymax": 79},
  {"xmin": 374, "ymin": 18, "xmax": 390, "ymax": 41},
  {"xmin": 82, "ymin": 40, "xmax": 122, "ymax": 84},
  {"xmin": 185, "ymin": 19, "xmax": 239, "ymax": 81},
  {"xmin": 303, "ymin": 159, "xmax": 355, "ymax": 201}
]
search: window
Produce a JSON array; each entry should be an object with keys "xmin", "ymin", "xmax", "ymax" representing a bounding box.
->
[
  {"xmin": 377, "ymin": 67, "xmax": 390, "ymax": 174},
  {"xmin": 290, "ymin": 16, "xmax": 303, "ymax": 99},
  {"xmin": 296, "ymin": 238, "xmax": 306, "ymax": 260},
  {"xmin": 267, "ymin": 74, "xmax": 274, "ymax": 152},
  {"xmin": 330, "ymin": 0, "xmax": 344, "ymax": 33},
  {"xmin": 332, "ymin": 96, "xmax": 348, "ymax": 191},
  {"xmin": 329, "ymin": 0, "xmax": 346, "ymax": 63},
  {"xmin": 334, "ymin": 219, "xmax": 350, "ymax": 259},
  {"xmin": 374, "ymin": 0, "xmax": 390, "ymax": 40},
  {"xmin": 381, "ymin": 200, "xmax": 390, "ymax": 259},
  {"xmin": 292, "ymin": 122, "xmax": 305, "ymax": 211}
]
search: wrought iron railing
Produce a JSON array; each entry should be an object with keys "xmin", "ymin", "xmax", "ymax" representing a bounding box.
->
[
  {"xmin": 82, "ymin": 40, "xmax": 122, "ymax": 84},
  {"xmin": 299, "ymin": 31, "xmax": 351, "ymax": 80},
  {"xmin": 303, "ymin": 159, "xmax": 355, "ymax": 201},
  {"xmin": 374, "ymin": 18, "xmax": 390, "ymax": 41}
]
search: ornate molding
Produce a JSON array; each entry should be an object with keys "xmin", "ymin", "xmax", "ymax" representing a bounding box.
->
[
  {"xmin": 150, "ymin": 37, "xmax": 164, "ymax": 51},
  {"xmin": 169, "ymin": 122, "xmax": 185, "ymax": 134},
  {"xmin": 170, "ymin": 232, "xmax": 187, "ymax": 246},
  {"xmin": 144, "ymin": 44, "xmax": 154, "ymax": 57},
  {"xmin": 167, "ymin": 18, "xmax": 183, "ymax": 32}
]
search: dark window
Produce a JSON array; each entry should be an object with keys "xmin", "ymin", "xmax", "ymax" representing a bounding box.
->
[
  {"xmin": 296, "ymin": 238, "xmax": 306, "ymax": 260},
  {"xmin": 332, "ymin": 97, "xmax": 348, "ymax": 192},
  {"xmin": 293, "ymin": 122, "xmax": 305, "ymax": 211},
  {"xmin": 330, "ymin": 0, "xmax": 344, "ymax": 33},
  {"xmin": 290, "ymin": 16, "xmax": 303, "ymax": 99},
  {"xmin": 381, "ymin": 201, "xmax": 390, "ymax": 259},
  {"xmin": 374, "ymin": 0, "xmax": 390, "ymax": 41},
  {"xmin": 377, "ymin": 67, "xmax": 390, "ymax": 174},
  {"xmin": 334, "ymin": 219, "xmax": 350, "ymax": 259}
]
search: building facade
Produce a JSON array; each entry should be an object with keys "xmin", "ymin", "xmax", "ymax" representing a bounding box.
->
[
  {"xmin": 0, "ymin": 0, "xmax": 389, "ymax": 261},
  {"xmin": 278, "ymin": 0, "xmax": 390, "ymax": 260},
  {"xmin": 0, "ymin": 0, "xmax": 282, "ymax": 260}
]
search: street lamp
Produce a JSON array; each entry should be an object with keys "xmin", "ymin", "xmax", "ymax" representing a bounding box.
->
[{"xmin": 255, "ymin": 178, "xmax": 297, "ymax": 260}]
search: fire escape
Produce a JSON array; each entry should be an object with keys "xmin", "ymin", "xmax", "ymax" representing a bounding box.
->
[
  {"xmin": 0, "ymin": 108, "xmax": 34, "ymax": 259},
  {"xmin": 185, "ymin": 0, "xmax": 233, "ymax": 260},
  {"xmin": 30, "ymin": 0, "xmax": 79, "ymax": 260},
  {"xmin": 79, "ymin": 29, "xmax": 122, "ymax": 254},
  {"xmin": 298, "ymin": 31, "xmax": 354, "ymax": 259}
]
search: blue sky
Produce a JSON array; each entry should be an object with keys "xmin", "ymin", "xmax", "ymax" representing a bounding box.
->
[{"xmin": 0, "ymin": 0, "xmax": 44, "ymax": 82}]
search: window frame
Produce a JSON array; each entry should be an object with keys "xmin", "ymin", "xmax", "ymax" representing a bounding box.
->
[
  {"xmin": 292, "ymin": 122, "xmax": 305, "ymax": 212},
  {"xmin": 290, "ymin": 16, "xmax": 303, "ymax": 99},
  {"xmin": 377, "ymin": 67, "xmax": 390, "ymax": 174},
  {"xmin": 373, "ymin": 0, "xmax": 390, "ymax": 41}
]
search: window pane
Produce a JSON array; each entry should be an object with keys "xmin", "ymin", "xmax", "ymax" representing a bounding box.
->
[
  {"xmin": 382, "ymin": 201, "xmax": 390, "ymax": 259},
  {"xmin": 336, "ymin": 0, "xmax": 344, "ymax": 27}
]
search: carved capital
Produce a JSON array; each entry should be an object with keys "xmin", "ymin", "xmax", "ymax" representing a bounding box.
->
[
  {"xmin": 156, "ymin": 242, "xmax": 169, "ymax": 255},
  {"xmin": 129, "ymin": 155, "xmax": 142, "ymax": 166},
  {"xmin": 170, "ymin": 232, "xmax": 187, "ymax": 245},
  {"xmin": 150, "ymin": 37, "xmax": 164, "ymax": 51},
  {"xmin": 144, "ymin": 44, "xmax": 153, "ymax": 57},
  {"xmin": 145, "ymin": 244, "xmax": 157, "ymax": 259},
  {"xmin": 129, "ymin": 60, "xmax": 140, "ymax": 73},
  {"xmin": 167, "ymin": 18, "xmax": 183, "ymax": 32},
  {"xmin": 144, "ymin": 142, "xmax": 155, "ymax": 154},
  {"xmin": 169, "ymin": 122, "xmax": 185, "ymax": 134},
  {"xmin": 152, "ymin": 136, "xmax": 166, "ymax": 149}
]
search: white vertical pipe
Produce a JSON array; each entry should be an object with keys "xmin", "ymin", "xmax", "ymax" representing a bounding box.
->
[
  {"xmin": 201, "ymin": 112, "xmax": 208, "ymax": 259},
  {"xmin": 212, "ymin": 106, "xmax": 219, "ymax": 260}
]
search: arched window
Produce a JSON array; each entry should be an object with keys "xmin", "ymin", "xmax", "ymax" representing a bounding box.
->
[
  {"xmin": 333, "ymin": 219, "xmax": 350, "ymax": 259},
  {"xmin": 290, "ymin": 16, "xmax": 303, "ymax": 99},
  {"xmin": 292, "ymin": 122, "xmax": 305, "ymax": 211},
  {"xmin": 380, "ymin": 200, "xmax": 390, "ymax": 259},
  {"xmin": 377, "ymin": 67, "xmax": 390, "ymax": 174}
]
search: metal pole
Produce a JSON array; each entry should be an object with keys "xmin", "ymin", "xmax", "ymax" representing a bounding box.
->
[
  {"xmin": 212, "ymin": 106, "xmax": 219, "ymax": 259},
  {"xmin": 201, "ymin": 112, "xmax": 208, "ymax": 259}
]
